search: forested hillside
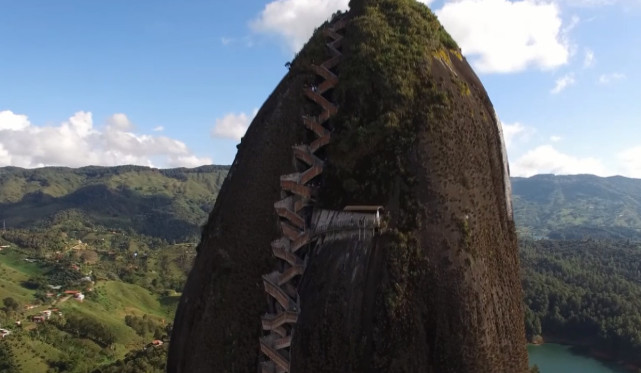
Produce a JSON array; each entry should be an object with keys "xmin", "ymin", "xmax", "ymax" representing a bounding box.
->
[
  {"xmin": 0, "ymin": 165, "xmax": 228, "ymax": 241},
  {"xmin": 512, "ymin": 174, "xmax": 641, "ymax": 240},
  {"xmin": 4, "ymin": 167, "xmax": 640, "ymax": 242},
  {"xmin": 521, "ymin": 239, "xmax": 641, "ymax": 367}
]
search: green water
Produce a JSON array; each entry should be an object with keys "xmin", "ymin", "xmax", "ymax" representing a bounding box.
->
[{"xmin": 528, "ymin": 343, "xmax": 627, "ymax": 373}]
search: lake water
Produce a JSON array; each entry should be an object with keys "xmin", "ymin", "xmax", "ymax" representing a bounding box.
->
[{"xmin": 528, "ymin": 343, "xmax": 627, "ymax": 373}]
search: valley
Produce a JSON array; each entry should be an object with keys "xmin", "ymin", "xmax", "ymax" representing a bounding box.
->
[
  {"xmin": 0, "ymin": 216, "xmax": 192, "ymax": 372},
  {"xmin": 1, "ymin": 166, "xmax": 641, "ymax": 371}
]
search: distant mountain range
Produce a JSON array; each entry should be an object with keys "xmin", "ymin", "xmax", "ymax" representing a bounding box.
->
[
  {"xmin": 512, "ymin": 174, "xmax": 641, "ymax": 240},
  {"xmin": 1, "ymin": 166, "xmax": 640, "ymax": 241},
  {"xmin": 0, "ymin": 165, "xmax": 228, "ymax": 241}
]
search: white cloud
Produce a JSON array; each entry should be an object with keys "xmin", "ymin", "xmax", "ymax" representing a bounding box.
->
[
  {"xmin": 165, "ymin": 155, "xmax": 212, "ymax": 168},
  {"xmin": 551, "ymin": 73, "xmax": 576, "ymax": 94},
  {"xmin": 598, "ymin": 72, "xmax": 626, "ymax": 84},
  {"xmin": 550, "ymin": 135, "xmax": 562, "ymax": 142},
  {"xmin": 153, "ymin": 126, "xmax": 164, "ymax": 132},
  {"xmin": 501, "ymin": 122, "xmax": 534, "ymax": 149},
  {"xmin": 511, "ymin": 145, "xmax": 607, "ymax": 177},
  {"xmin": 0, "ymin": 110, "xmax": 31, "ymax": 131},
  {"xmin": 211, "ymin": 110, "xmax": 257, "ymax": 141},
  {"xmin": 562, "ymin": 14, "xmax": 581, "ymax": 34},
  {"xmin": 560, "ymin": 0, "xmax": 617, "ymax": 7},
  {"xmin": 0, "ymin": 144, "xmax": 11, "ymax": 166},
  {"xmin": 250, "ymin": 0, "xmax": 349, "ymax": 52},
  {"xmin": 583, "ymin": 48, "xmax": 595, "ymax": 68},
  {"xmin": 617, "ymin": 146, "xmax": 641, "ymax": 178},
  {"xmin": 417, "ymin": 0, "xmax": 435, "ymax": 5},
  {"xmin": 0, "ymin": 110, "xmax": 211, "ymax": 168},
  {"xmin": 107, "ymin": 113, "xmax": 134, "ymax": 131},
  {"xmin": 436, "ymin": 0, "xmax": 570, "ymax": 73}
]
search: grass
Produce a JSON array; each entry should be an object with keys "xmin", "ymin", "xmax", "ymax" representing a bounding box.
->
[
  {"xmin": 0, "ymin": 250, "xmax": 45, "ymax": 277},
  {"xmin": 60, "ymin": 300, "xmax": 141, "ymax": 348},
  {"xmin": 0, "ymin": 250, "xmax": 43, "ymax": 304},
  {"xmin": 8, "ymin": 336, "xmax": 56, "ymax": 373},
  {"xmin": 0, "ymin": 274, "xmax": 34, "ymax": 305},
  {"xmin": 98, "ymin": 281, "xmax": 168, "ymax": 317},
  {"xmin": 7, "ymin": 324, "xmax": 115, "ymax": 372},
  {"xmin": 53, "ymin": 280, "xmax": 169, "ymax": 345}
]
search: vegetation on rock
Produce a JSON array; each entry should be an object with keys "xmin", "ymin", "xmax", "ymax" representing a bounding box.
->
[{"xmin": 322, "ymin": 0, "xmax": 458, "ymax": 212}]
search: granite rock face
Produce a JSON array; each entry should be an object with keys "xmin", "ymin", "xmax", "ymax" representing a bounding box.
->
[{"xmin": 168, "ymin": 1, "xmax": 528, "ymax": 372}]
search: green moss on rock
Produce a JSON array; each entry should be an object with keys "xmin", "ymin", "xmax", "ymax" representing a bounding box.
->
[{"xmin": 321, "ymin": 0, "xmax": 458, "ymax": 226}]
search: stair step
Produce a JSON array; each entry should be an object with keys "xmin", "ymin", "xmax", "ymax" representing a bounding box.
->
[
  {"xmin": 263, "ymin": 273, "xmax": 297, "ymax": 311},
  {"xmin": 262, "ymin": 310, "xmax": 299, "ymax": 330},
  {"xmin": 259, "ymin": 338, "xmax": 290, "ymax": 372},
  {"xmin": 278, "ymin": 263, "xmax": 305, "ymax": 285},
  {"xmin": 274, "ymin": 198, "xmax": 305, "ymax": 229}
]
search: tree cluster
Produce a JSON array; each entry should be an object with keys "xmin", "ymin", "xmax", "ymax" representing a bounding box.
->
[
  {"xmin": 0, "ymin": 341, "xmax": 19, "ymax": 373},
  {"xmin": 521, "ymin": 239, "xmax": 641, "ymax": 365},
  {"xmin": 124, "ymin": 314, "xmax": 165, "ymax": 339},
  {"xmin": 1, "ymin": 228, "xmax": 67, "ymax": 255},
  {"xmin": 59, "ymin": 312, "xmax": 116, "ymax": 347},
  {"xmin": 93, "ymin": 344, "xmax": 167, "ymax": 373}
]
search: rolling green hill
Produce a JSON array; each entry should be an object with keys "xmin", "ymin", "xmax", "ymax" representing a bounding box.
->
[
  {"xmin": 512, "ymin": 174, "xmax": 641, "ymax": 240},
  {"xmin": 3, "ymin": 166, "xmax": 640, "ymax": 241},
  {"xmin": 0, "ymin": 224, "xmax": 192, "ymax": 372},
  {"xmin": 0, "ymin": 165, "xmax": 229, "ymax": 241}
]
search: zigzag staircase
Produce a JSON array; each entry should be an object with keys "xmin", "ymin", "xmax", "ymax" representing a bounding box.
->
[{"xmin": 259, "ymin": 16, "xmax": 347, "ymax": 373}]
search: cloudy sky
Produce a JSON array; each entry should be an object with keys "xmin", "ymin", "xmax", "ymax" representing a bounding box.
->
[{"xmin": 1, "ymin": 0, "xmax": 639, "ymax": 177}]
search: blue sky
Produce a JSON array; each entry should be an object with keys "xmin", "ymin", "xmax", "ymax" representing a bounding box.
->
[{"xmin": 1, "ymin": 0, "xmax": 639, "ymax": 177}]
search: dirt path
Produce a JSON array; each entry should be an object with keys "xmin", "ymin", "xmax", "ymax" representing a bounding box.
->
[{"xmin": 52, "ymin": 295, "xmax": 71, "ymax": 305}]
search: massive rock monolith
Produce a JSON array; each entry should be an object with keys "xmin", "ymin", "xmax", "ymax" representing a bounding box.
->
[{"xmin": 168, "ymin": 0, "xmax": 528, "ymax": 372}]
